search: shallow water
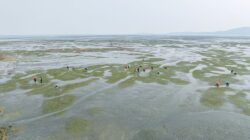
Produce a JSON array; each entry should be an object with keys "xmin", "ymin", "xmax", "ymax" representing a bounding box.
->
[{"xmin": 1, "ymin": 36, "xmax": 250, "ymax": 140}]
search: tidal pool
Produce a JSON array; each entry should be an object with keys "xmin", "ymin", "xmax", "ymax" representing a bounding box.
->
[{"xmin": 1, "ymin": 36, "xmax": 250, "ymax": 140}]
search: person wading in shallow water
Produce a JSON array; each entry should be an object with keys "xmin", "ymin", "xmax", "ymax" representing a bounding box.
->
[
  {"xmin": 136, "ymin": 67, "xmax": 140, "ymax": 73},
  {"xmin": 225, "ymin": 82, "xmax": 230, "ymax": 87},
  {"xmin": 40, "ymin": 77, "xmax": 43, "ymax": 84},
  {"xmin": 151, "ymin": 66, "xmax": 154, "ymax": 70},
  {"xmin": 215, "ymin": 81, "xmax": 220, "ymax": 88},
  {"xmin": 33, "ymin": 77, "xmax": 37, "ymax": 83}
]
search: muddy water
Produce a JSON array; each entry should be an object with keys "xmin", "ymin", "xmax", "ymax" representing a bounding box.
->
[{"xmin": 1, "ymin": 36, "xmax": 250, "ymax": 140}]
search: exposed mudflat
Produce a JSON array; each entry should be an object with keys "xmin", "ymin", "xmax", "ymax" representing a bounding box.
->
[{"xmin": 1, "ymin": 36, "xmax": 250, "ymax": 140}]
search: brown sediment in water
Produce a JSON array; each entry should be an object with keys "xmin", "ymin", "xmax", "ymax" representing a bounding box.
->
[
  {"xmin": 0, "ymin": 126, "xmax": 19, "ymax": 140},
  {"xmin": 0, "ymin": 54, "xmax": 16, "ymax": 61},
  {"xmin": 0, "ymin": 127, "xmax": 8, "ymax": 140},
  {"xmin": 0, "ymin": 107, "xmax": 4, "ymax": 115}
]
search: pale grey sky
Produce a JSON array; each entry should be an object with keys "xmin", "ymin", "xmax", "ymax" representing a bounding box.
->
[{"xmin": 0, "ymin": 0, "xmax": 250, "ymax": 35}]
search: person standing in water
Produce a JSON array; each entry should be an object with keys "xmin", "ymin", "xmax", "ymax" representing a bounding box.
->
[
  {"xmin": 225, "ymin": 82, "xmax": 230, "ymax": 87},
  {"xmin": 231, "ymin": 70, "xmax": 234, "ymax": 73},
  {"xmin": 151, "ymin": 66, "xmax": 154, "ymax": 70},
  {"xmin": 215, "ymin": 80, "xmax": 220, "ymax": 88},
  {"xmin": 136, "ymin": 67, "xmax": 140, "ymax": 73},
  {"xmin": 33, "ymin": 77, "xmax": 37, "ymax": 83},
  {"xmin": 40, "ymin": 77, "xmax": 43, "ymax": 84}
]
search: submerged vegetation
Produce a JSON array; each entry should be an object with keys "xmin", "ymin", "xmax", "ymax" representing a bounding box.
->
[
  {"xmin": 229, "ymin": 91, "xmax": 250, "ymax": 116},
  {"xmin": 200, "ymin": 88, "xmax": 229, "ymax": 108},
  {"xmin": 42, "ymin": 95, "xmax": 76, "ymax": 113},
  {"xmin": 65, "ymin": 117, "xmax": 92, "ymax": 133},
  {"xmin": 0, "ymin": 50, "xmax": 249, "ymax": 116}
]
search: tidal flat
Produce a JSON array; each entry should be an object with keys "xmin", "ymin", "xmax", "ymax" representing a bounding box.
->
[{"xmin": 1, "ymin": 36, "xmax": 250, "ymax": 140}]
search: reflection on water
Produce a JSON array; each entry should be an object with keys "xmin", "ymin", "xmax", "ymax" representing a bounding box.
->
[{"xmin": 1, "ymin": 36, "xmax": 250, "ymax": 140}]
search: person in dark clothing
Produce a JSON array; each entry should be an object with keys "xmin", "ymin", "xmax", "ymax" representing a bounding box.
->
[
  {"xmin": 136, "ymin": 67, "xmax": 140, "ymax": 73},
  {"xmin": 215, "ymin": 83, "xmax": 220, "ymax": 88},
  {"xmin": 215, "ymin": 81, "xmax": 220, "ymax": 88},
  {"xmin": 124, "ymin": 65, "xmax": 129, "ymax": 69},
  {"xmin": 67, "ymin": 66, "xmax": 69, "ymax": 70},
  {"xmin": 151, "ymin": 66, "xmax": 154, "ymax": 70},
  {"xmin": 231, "ymin": 70, "xmax": 234, "ymax": 73},
  {"xmin": 225, "ymin": 82, "xmax": 230, "ymax": 87},
  {"xmin": 40, "ymin": 77, "xmax": 42, "ymax": 84},
  {"xmin": 33, "ymin": 77, "xmax": 37, "ymax": 83},
  {"xmin": 143, "ymin": 68, "xmax": 146, "ymax": 72}
]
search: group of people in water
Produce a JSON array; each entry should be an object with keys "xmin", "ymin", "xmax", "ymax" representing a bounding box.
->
[
  {"xmin": 126, "ymin": 63, "xmax": 237, "ymax": 89},
  {"xmin": 215, "ymin": 80, "xmax": 229, "ymax": 88},
  {"xmin": 33, "ymin": 64, "xmax": 238, "ymax": 90},
  {"xmin": 33, "ymin": 77, "xmax": 43, "ymax": 84},
  {"xmin": 125, "ymin": 64, "xmax": 168, "ymax": 75},
  {"xmin": 33, "ymin": 76, "xmax": 61, "ymax": 88},
  {"xmin": 214, "ymin": 69, "xmax": 238, "ymax": 88}
]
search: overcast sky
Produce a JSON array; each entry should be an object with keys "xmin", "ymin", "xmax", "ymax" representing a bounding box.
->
[{"xmin": 0, "ymin": 0, "xmax": 250, "ymax": 35}]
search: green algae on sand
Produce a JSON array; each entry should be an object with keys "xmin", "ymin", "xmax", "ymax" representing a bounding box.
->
[
  {"xmin": 62, "ymin": 78, "xmax": 98, "ymax": 92},
  {"xmin": 42, "ymin": 95, "xmax": 76, "ymax": 113},
  {"xmin": 118, "ymin": 77, "xmax": 136, "ymax": 88},
  {"xmin": 0, "ymin": 79, "xmax": 17, "ymax": 93},
  {"xmin": 0, "ymin": 72, "xmax": 50, "ymax": 93},
  {"xmin": 47, "ymin": 68, "xmax": 87, "ymax": 81},
  {"xmin": 192, "ymin": 67, "xmax": 239, "ymax": 84},
  {"xmin": 29, "ymin": 78, "xmax": 97, "ymax": 97},
  {"xmin": 28, "ymin": 84, "xmax": 63, "ymax": 97},
  {"xmin": 105, "ymin": 67, "xmax": 128, "ymax": 83},
  {"xmin": 0, "ymin": 73, "xmax": 26, "ymax": 93}
]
